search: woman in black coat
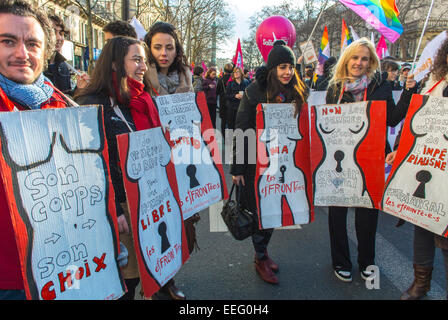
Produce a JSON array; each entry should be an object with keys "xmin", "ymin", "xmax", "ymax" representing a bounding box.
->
[
  {"xmin": 231, "ymin": 40, "xmax": 308, "ymax": 284},
  {"xmin": 325, "ymin": 38, "xmax": 417, "ymax": 283},
  {"xmin": 225, "ymin": 67, "xmax": 250, "ymax": 130}
]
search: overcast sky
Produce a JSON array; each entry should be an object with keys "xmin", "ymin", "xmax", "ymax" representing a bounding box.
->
[{"xmin": 217, "ymin": 0, "xmax": 285, "ymax": 59}]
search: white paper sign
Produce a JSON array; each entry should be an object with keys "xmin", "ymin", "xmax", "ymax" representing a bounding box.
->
[
  {"xmin": 0, "ymin": 106, "xmax": 125, "ymax": 300},
  {"xmin": 413, "ymin": 31, "xmax": 447, "ymax": 82},
  {"xmin": 154, "ymin": 92, "xmax": 224, "ymax": 219}
]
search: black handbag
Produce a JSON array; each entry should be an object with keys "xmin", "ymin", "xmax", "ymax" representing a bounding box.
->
[{"xmin": 220, "ymin": 183, "xmax": 256, "ymax": 240}]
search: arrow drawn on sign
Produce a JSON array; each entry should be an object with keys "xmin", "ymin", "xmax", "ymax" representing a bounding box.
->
[
  {"xmin": 82, "ymin": 219, "xmax": 96, "ymax": 230},
  {"xmin": 44, "ymin": 233, "xmax": 61, "ymax": 245}
]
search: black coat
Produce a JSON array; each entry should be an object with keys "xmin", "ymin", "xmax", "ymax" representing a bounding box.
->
[
  {"xmin": 216, "ymin": 73, "xmax": 231, "ymax": 115},
  {"xmin": 75, "ymin": 93, "xmax": 137, "ymax": 217},
  {"xmin": 45, "ymin": 52, "xmax": 73, "ymax": 95},
  {"xmin": 225, "ymin": 78, "xmax": 250, "ymax": 111}
]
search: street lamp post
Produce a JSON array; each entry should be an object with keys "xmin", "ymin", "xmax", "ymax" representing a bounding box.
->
[{"xmin": 122, "ymin": 0, "xmax": 130, "ymax": 21}]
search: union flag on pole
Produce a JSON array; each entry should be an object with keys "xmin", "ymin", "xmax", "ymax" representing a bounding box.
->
[{"xmin": 232, "ymin": 38, "xmax": 244, "ymax": 70}]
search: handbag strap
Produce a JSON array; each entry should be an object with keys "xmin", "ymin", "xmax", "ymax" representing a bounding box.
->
[
  {"xmin": 110, "ymin": 97, "xmax": 134, "ymax": 132},
  {"xmin": 228, "ymin": 183, "xmax": 235, "ymax": 200}
]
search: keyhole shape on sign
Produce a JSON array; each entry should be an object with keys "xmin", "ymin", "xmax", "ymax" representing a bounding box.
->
[
  {"xmin": 413, "ymin": 170, "xmax": 432, "ymax": 199},
  {"xmin": 279, "ymin": 165, "xmax": 287, "ymax": 183},
  {"xmin": 186, "ymin": 164, "xmax": 200, "ymax": 188},
  {"xmin": 158, "ymin": 221, "xmax": 171, "ymax": 254},
  {"xmin": 334, "ymin": 150, "xmax": 345, "ymax": 173}
]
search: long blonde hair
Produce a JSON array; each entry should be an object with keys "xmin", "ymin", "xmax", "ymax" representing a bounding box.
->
[{"xmin": 328, "ymin": 37, "xmax": 380, "ymax": 91}]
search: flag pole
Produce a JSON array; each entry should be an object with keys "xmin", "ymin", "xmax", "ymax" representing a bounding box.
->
[
  {"xmin": 300, "ymin": 0, "xmax": 329, "ymax": 77},
  {"xmin": 411, "ymin": 0, "xmax": 435, "ymax": 73}
]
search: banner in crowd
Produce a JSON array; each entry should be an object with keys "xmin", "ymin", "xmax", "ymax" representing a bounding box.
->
[
  {"xmin": 310, "ymin": 101, "xmax": 386, "ymax": 208},
  {"xmin": 117, "ymin": 127, "xmax": 189, "ymax": 298},
  {"xmin": 153, "ymin": 92, "xmax": 228, "ymax": 220},
  {"xmin": 255, "ymin": 103, "xmax": 314, "ymax": 229},
  {"xmin": 382, "ymin": 95, "xmax": 448, "ymax": 237},
  {"xmin": 413, "ymin": 31, "xmax": 447, "ymax": 82},
  {"xmin": 300, "ymin": 41, "xmax": 318, "ymax": 65},
  {"xmin": 0, "ymin": 106, "xmax": 125, "ymax": 300}
]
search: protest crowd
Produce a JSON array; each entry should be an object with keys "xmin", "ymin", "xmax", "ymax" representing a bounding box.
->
[{"xmin": 0, "ymin": 0, "xmax": 447, "ymax": 301}]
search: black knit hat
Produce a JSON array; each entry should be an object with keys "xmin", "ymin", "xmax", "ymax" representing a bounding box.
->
[{"xmin": 266, "ymin": 40, "xmax": 296, "ymax": 70}]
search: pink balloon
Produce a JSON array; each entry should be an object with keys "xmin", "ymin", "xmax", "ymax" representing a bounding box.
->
[{"xmin": 255, "ymin": 16, "xmax": 296, "ymax": 63}]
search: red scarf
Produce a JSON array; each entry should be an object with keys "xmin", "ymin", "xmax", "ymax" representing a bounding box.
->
[{"xmin": 112, "ymin": 72, "xmax": 145, "ymax": 105}]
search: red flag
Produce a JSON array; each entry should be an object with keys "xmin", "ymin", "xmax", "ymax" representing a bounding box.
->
[
  {"xmin": 232, "ymin": 38, "xmax": 244, "ymax": 70},
  {"xmin": 376, "ymin": 35, "xmax": 389, "ymax": 59}
]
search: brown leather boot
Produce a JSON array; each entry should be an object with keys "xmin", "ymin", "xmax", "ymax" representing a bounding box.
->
[
  {"xmin": 400, "ymin": 264, "xmax": 433, "ymax": 300},
  {"xmin": 263, "ymin": 250, "xmax": 279, "ymax": 273},
  {"xmin": 159, "ymin": 279, "xmax": 186, "ymax": 300},
  {"xmin": 255, "ymin": 256, "xmax": 278, "ymax": 284}
]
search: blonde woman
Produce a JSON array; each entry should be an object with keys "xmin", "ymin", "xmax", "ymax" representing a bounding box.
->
[{"xmin": 325, "ymin": 38, "xmax": 416, "ymax": 283}]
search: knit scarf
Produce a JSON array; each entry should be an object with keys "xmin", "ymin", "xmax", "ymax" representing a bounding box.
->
[
  {"xmin": 0, "ymin": 73, "xmax": 54, "ymax": 109},
  {"xmin": 157, "ymin": 71, "xmax": 180, "ymax": 94},
  {"xmin": 344, "ymin": 75, "xmax": 369, "ymax": 102}
]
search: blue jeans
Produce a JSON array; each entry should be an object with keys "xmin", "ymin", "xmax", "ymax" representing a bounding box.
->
[{"xmin": 0, "ymin": 290, "xmax": 26, "ymax": 300}]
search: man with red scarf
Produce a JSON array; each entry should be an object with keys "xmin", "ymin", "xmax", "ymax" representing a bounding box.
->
[{"xmin": 0, "ymin": 0, "xmax": 70, "ymax": 300}]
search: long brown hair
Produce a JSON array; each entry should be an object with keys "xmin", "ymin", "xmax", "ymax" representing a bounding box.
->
[
  {"xmin": 266, "ymin": 67, "xmax": 308, "ymax": 117},
  {"xmin": 431, "ymin": 37, "xmax": 448, "ymax": 82},
  {"xmin": 75, "ymin": 36, "xmax": 150, "ymax": 106},
  {"xmin": 144, "ymin": 22, "xmax": 189, "ymax": 76}
]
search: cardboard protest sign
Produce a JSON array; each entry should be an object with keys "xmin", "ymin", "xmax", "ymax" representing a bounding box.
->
[
  {"xmin": 310, "ymin": 101, "xmax": 386, "ymax": 208},
  {"xmin": 413, "ymin": 31, "xmax": 447, "ymax": 83},
  {"xmin": 153, "ymin": 92, "xmax": 228, "ymax": 219},
  {"xmin": 255, "ymin": 103, "xmax": 314, "ymax": 229},
  {"xmin": 300, "ymin": 41, "xmax": 318, "ymax": 64},
  {"xmin": 117, "ymin": 127, "xmax": 189, "ymax": 298},
  {"xmin": 0, "ymin": 106, "xmax": 125, "ymax": 300},
  {"xmin": 382, "ymin": 95, "xmax": 448, "ymax": 237}
]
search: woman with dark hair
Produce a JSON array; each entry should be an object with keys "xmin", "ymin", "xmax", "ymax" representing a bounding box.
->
[
  {"xmin": 315, "ymin": 56, "xmax": 337, "ymax": 91},
  {"xmin": 226, "ymin": 66, "xmax": 250, "ymax": 130},
  {"xmin": 143, "ymin": 21, "xmax": 197, "ymax": 300},
  {"xmin": 144, "ymin": 21, "xmax": 193, "ymax": 95},
  {"xmin": 382, "ymin": 60, "xmax": 402, "ymax": 90},
  {"xmin": 387, "ymin": 37, "xmax": 448, "ymax": 300},
  {"xmin": 192, "ymin": 66, "xmax": 204, "ymax": 93},
  {"xmin": 202, "ymin": 67, "xmax": 218, "ymax": 128},
  {"xmin": 74, "ymin": 36, "xmax": 161, "ymax": 300},
  {"xmin": 326, "ymin": 38, "xmax": 416, "ymax": 283},
  {"xmin": 231, "ymin": 40, "xmax": 308, "ymax": 284}
]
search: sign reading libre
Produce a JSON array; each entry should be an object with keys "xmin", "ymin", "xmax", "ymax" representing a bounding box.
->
[
  {"xmin": 117, "ymin": 127, "xmax": 189, "ymax": 298},
  {"xmin": 0, "ymin": 106, "xmax": 125, "ymax": 300},
  {"xmin": 382, "ymin": 95, "xmax": 448, "ymax": 237}
]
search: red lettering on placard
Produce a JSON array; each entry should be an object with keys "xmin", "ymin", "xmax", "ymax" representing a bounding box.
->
[
  {"xmin": 93, "ymin": 253, "xmax": 107, "ymax": 272},
  {"xmin": 41, "ymin": 281, "xmax": 56, "ymax": 300}
]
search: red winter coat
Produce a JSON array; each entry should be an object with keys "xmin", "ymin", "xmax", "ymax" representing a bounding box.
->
[{"xmin": 0, "ymin": 83, "xmax": 68, "ymax": 290}]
